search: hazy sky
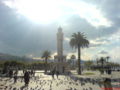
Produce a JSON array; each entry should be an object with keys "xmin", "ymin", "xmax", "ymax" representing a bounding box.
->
[{"xmin": 0, "ymin": 0, "xmax": 120, "ymax": 62}]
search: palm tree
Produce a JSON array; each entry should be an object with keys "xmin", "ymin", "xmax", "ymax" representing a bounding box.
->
[
  {"xmin": 42, "ymin": 50, "xmax": 51, "ymax": 73},
  {"xmin": 99, "ymin": 57, "xmax": 105, "ymax": 68},
  {"xmin": 99, "ymin": 57, "xmax": 106, "ymax": 74},
  {"xmin": 70, "ymin": 32, "xmax": 89, "ymax": 75}
]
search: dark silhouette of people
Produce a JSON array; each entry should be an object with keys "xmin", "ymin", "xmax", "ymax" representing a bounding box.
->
[
  {"xmin": 108, "ymin": 69, "xmax": 112, "ymax": 75},
  {"xmin": 62, "ymin": 66, "xmax": 65, "ymax": 73},
  {"xmin": 24, "ymin": 71, "xmax": 30, "ymax": 86},
  {"xmin": 56, "ymin": 70, "xmax": 59, "ymax": 79},
  {"xmin": 23, "ymin": 69, "xmax": 25, "ymax": 74},
  {"xmin": 13, "ymin": 75, "xmax": 17, "ymax": 83},
  {"xmin": 13, "ymin": 70, "xmax": 18, "ymax": 83},
  {"xmin": 103, "ymin": 78, "xmax": 113, "ymax": 90},
  {"xmin": 51, "ymin": 69, "xmax": 55, "ymax": 79},
  {"xmin": 105, "ymin": 69, "xmax": 108, "ymax": 74},
  {"xmin": 9, "ymin": 69, "xmax": 13, "ymax": 78},
  {"xmin": 31, "ymin": 69, "xmax": 35, "ymax": 76},
  {"xmin": 2, "ymin": 67, "xmax": 8, "ymax": 74}
]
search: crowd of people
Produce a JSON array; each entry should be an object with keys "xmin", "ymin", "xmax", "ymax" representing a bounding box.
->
[
  {"xmin": 0, "ymin": 68, "xmax": 34, "ymax": 86},
  {"xmin": 51, "ymin": 69, "xmax": 60, "ymax": 79},
  {"xmin": 0, "ymin": 68, "xmax": 61, "ymax": 86}
]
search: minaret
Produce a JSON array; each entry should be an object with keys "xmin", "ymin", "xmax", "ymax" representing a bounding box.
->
[{"xmin": 57, "ymin": 27, "xmax": 63, "ymax": 62}]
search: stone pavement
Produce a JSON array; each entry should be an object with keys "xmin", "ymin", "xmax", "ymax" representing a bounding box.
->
[{"xmin": 0, "ymin": 70, "xmax": 120, "ymax": 90}]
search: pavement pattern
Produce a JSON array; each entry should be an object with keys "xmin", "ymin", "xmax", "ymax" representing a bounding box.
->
[{"xmin": 0, "ymin": 71, "xmax": 120, "ymax": 90}]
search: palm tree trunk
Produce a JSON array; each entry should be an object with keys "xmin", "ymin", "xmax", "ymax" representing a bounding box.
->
[{"xmin": 78, "ymin": 46, "xmax": 81, "ymax": 75}]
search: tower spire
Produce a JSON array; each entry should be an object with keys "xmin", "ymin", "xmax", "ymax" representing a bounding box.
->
[{"xmin": 58, "ymin": 26, "xmax": 62, "ymax": 32}]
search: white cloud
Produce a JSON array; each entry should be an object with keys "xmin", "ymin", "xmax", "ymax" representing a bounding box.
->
[
  {"xmin": 3, "ymin": 0, "xmax": 112, "ymax": 27},
  {"xmin": 89, "ymin": 38, "xmax": 109, "ymax": 47},
  {"xmin": 62, "ymin": 1, "xmax": 112, "ymax": 27},
  {"xmin": 99, "ymin": 50, "xmax": 108, "ymax": 54},
  {"xmin": 89, "ymin": 29, "xmax": 120, "ymax": 47},
  {"xmin": 64, "ymin": 37, "xmax": 70, "ymax": 42},
  {"xmin": 109, "ymin": 46, "xmax": 120, "ymax": 62},
  {"xmin": 94, "ymin": 29, "xmax": 120, "ymax": 46},
  {"xmin": 109, "ymin": 30, "xmax": 120, "ymax": 42},
  {"xmin": 81, "ymin": 52, "xmax": 93, "ymax": 60},
  {"xmin": 51, "ymin": 52, "xmax": 57, "ymax": 59},
  {"xmin": 67, "ymin": 49, "xmax": 94, "ymax": 60}
]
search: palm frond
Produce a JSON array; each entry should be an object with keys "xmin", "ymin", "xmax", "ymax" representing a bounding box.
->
[
  {"xmin": 42, "ymin": 51, "xmax": 51, "ymax": 59},
  {"xmin": 70, "ymin": 32, "xmax": 89, "ymax": 48}
]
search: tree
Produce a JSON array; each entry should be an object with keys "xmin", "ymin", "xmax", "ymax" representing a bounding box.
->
[
  {"xmin": 69, "ymin": 32, "xmax": 89, "ymax": 75},
  {"xmin": 99, "ymin": 57, "xmax": 106, "ymax": 74},
  {"xmin": 106, "ymin": 56, "xmax": 110, "ymax": 63},
  {"xmin": 42, "ymin": 50, "xmax": 51, "ymax": 73},
  {"xmin": 100, "ymin": 57, "xmax": 105, "ymax": 67},
  {"xmin": 70, "ymin": 55, "xmax": 76, "ymax": 59}
]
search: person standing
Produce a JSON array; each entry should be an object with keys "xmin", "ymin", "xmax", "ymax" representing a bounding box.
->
[
  {"xmin": 13, "ymin": 75, "xmax": 17, "ymax": 83},
  {"xmin": 9, "ymin": 69, "xmax": 13, "ymax": 78},
  {"xmin": 13, "ymin": 70, "xmax": 18, "ymax": 83},
  {"xmin": 24, "ymin": 71, "xmax": 30, "ymax": 86},
  {"xmin": 103, "ymin": 78, "xmax": 113, "ymax": 90},
  {"xmin": 51, "ymin": 69, "xmax": 55, "ymax": 79}
]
